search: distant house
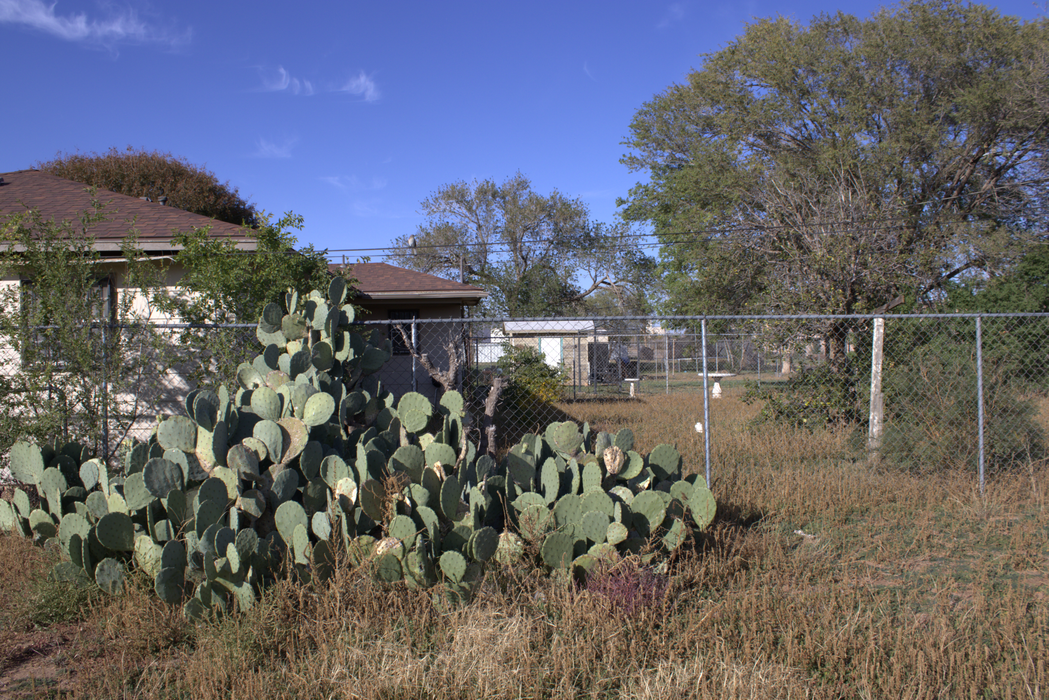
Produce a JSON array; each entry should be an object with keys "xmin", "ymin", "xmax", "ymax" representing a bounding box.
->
[
  {"xmin": 500, "ymin": 320, "xmax": 616, "ymax": 386},
  {"xmin": 331, "ymin": 262, "xmax": 487, "ymax": 399}
]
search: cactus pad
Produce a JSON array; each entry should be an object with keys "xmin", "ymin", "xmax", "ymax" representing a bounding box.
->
[
  {"xmin": 376, "ymin": 551, "xmax": 404, "ymax": 582},
  {"xmin": 469, "ymin": 527, "xmax": 499, "ymax": 562},
  {"xmin": 439, "ymin": 550, "xmax": 467, "ymax": 583},
  {"xmin": 157, "ymin": 416, "xmax": 197, "ymax": 453},
  {"xmin": 687, "ymin": 487, "xmax": 716, "ymax": 530},
  {"xmin": 155, "ymin": 567, "xmax": 185, "ymax": 604},
  {"xmin": 320, "ymin": 454, "xmax": 350, "ymax": 488},
  {"xmin": 9, "ymin": 441, "xmax": 44, "ymax": 486},
  {"xmin": 226, "ymin": 445, "xmax": 260, "ymax": 480},
  {"xmin": 579, "ymin": 511, "xmax": 609, "ymax": 544},
  {"xmin": 96, "ymin": 512, "xmax": 135, "ymax": 551},
  {"xmin": 549, "ymin": 421, "xmax": 584, "ymax": 454},
  {"xmin": 425, "ymin": 442, "xmax": 457, "ymax": 471},
  {"xmin": 581, "ymin": 461, "xmax": 603, "ymax": 493},
  {"xmin": 275, "ymin": 501, "xmax": 308, "ymax": 546},
  {"xmin": 647, "ymin": 444, "xmax": 682, "ymax": 481},
  {"xmin": 613, "ymin": 428, "xmax": 635, "ymax": 452},
  {"xmin": 303, "ymin": 392, "xmax": 335, "ymax": 427},
  {"xmin": 277, "ymin": 417, "xmax": 309, "ymax": 462},
  {"xmin": 662, "ymin": 517, "xmax": 687, "ymax": 551},
  {"xmin": 390, "ymin": 445, "xmax": 425, "ymax": 482},
  {"xmin": 29, "ymin": 509, "xmax": 57, "ymax": 539},
  {"xmin": 78, "ymin": 459, "xmax": 100, "ymax": 492},
  {"xmin": 606, "ymin": 521, "xmax": 629, "ymax": 546},
  {"xmin": 270, "ymin": 468, "xmax": 298, "ymax": 504},
  {"xmin": 359, "ymin": 479, "xmax": 386, "ymax": 522},
  {"xmin": 250, "ymin": 387, "xmax": 282, "ymax": 422},
  {"xmin": 94, "ymin": 558, "xmax": 125, "ymax": 595},
  {"xmin": 39, "ymin": 468, "xmax": 67, "ymax": 515},
  {"xmin": 541, "ymin": 532, "xmax": 574, "ymax": 570},
  {"xmin": 143, "ymin": 458, "xmax": 184, "ymax": 498},
  {"xmin": 438, "ymin": 390, "xmax": 464, "ymax": 417},
  {"xmin": 630, "ymin": 491, "xmax": 666, "ymax": 536},
  {"xmin": 253, "ymin": 420, "xmax": 284, "ymax": 465},
  {"xmin": 438, "ymin": 475, "xmax": 461, "ymax": 521},
  {"xmin": 517, "ymin": 504, "xmax": 553, "ymax": 541},
  {"xmin": 553, "ymin": 494, "xmax": 583, "ymax": 528},
  {"xmin": 541, "ymin": 458, "xmax": 560, "ymax": 504},
  {"xmin": 134, "ymin": 535, "xmax": 163, "ymax": 578},
  {"xmin": 388, "ymin": 514, "xmax": 416, "ymax": 544}
]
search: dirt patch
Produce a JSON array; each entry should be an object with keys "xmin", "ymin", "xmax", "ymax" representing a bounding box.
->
[{"xmin": 0, "ymin": 624, "xmax": 83, "ymax": 697}]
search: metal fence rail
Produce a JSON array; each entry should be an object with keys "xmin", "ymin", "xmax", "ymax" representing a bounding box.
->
[{"xmin": 3, "ymin": 313, "xmax": 1047, "ymax": 493}]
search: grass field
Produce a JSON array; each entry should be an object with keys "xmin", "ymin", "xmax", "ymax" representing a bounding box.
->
[{"xmin": 1, "ymin": 389, "xmax": 1046, "ymax": 699}]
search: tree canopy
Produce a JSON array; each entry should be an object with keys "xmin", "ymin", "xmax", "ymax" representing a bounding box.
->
[
  {"xmin": 620, "ymin": 0, "xmax": 1049, "ymax": 321},
  {"xmin": 168, "ymin": 211, "xmax": 331, "ymax": 325},
  {"xmin": 161, "ymin": 211, "xmax": 333, "ymax": 386},
  {"xmin": 389, "ymin": 173, "xmax": 654, "ymax": 317},
  {"xmin": 37, "ymin": 147, "xmax": 259, "ymax": 227}
]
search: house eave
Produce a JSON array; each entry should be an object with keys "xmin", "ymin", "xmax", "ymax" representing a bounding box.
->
[{"xmin": 356, "ymin": 290, "xmax": 488, "ymax": 305}]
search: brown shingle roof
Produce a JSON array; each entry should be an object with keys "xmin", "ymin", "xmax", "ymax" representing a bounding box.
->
[
  {"xmin": 330, "ymin": 262, "xmax": 487, "ymax": 303},
  {"xmin": 0, "ymin": 169, "xmax": 255, "ymax": 254}
]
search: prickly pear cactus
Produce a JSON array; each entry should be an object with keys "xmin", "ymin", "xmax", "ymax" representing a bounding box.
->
[{"xmin": 0, "ymin": 279, "xmax": 717, "ymax": 615}]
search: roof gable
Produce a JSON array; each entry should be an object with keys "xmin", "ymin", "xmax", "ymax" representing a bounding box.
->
[
  {"xmin": 0, "ymin": 169, "xmax": 255, "ymax": 254},
  {"xmin": 331, "ymin": 262, "xmax": 486, "ymax": 303}
]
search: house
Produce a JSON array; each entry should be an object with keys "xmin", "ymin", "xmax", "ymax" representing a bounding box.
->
[
  {"xmin": 331, "ymin": 262, "xmax": 487, "ymax": 400},
  {"xmin": 0, "ymin": 169, "xmax": 257, "ymax": 322},
  {"xmin": 0, "ymin": 170, "xmax": 489, "ymax": 441},
  {"xmin": 500, "ymin": 319, "xmax": 615, "ymax": 387},
  {"xmin": 0, "ymin": 169, "xmax": 261, "ymax": 452}
]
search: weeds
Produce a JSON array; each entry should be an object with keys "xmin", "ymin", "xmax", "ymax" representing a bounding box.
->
[{"xmin": 1, "ymin": 386, "xmax": 1046, "ymax": 698}]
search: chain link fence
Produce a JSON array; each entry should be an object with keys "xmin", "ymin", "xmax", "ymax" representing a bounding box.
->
[{"xmin": 3, "ymin": 314, "xmax": 1047, "ymax": 490}]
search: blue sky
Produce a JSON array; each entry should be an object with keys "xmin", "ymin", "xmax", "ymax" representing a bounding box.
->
[{"xmin": 2, "ymin": 0, "xmax": 1045, "ymax": 264}]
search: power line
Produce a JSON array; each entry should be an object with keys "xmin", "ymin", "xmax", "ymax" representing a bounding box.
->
[{"xmin": 321, "ymin": 217, "xmax": 916, "ymax": 259}]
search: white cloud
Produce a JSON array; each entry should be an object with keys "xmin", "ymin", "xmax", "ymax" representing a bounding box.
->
[
  {"xmin": 254, "ymin": 136, "xmax": 297, "ymax": 159},
  {"xmin": 338, "ymin": 70, "xmax": 380, "ymax": 102},
  {"xmin": 261, "ymin": 65, "xmax": 315, "ymax": 96},
  {"xmin": 656, "ymin": 2, "xmax": 686, "ymax": 29},
  {"xmin": 257, "ymin": 66, "xmax": 377, "ymax": 101},
  {"xmin": 320, "ymin": 175, "xmax": 387, "ymax": 191},
  {"xmin": 0, "ymin": 0, "xmax": 190, "ymax": 47}
]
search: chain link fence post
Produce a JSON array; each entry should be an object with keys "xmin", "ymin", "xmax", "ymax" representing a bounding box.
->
[
  {"xmin": 975, "ymin": 315, "xmax": 985, "ymax": 497},
  {"xmin": 701, "ymin": 317, "xmax": 711, "ymax": 487}
]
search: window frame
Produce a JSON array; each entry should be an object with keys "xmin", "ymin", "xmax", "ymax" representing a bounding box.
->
[{"xmin": 388, "ymin": 309, "xmax": 420, "ymax": 356}]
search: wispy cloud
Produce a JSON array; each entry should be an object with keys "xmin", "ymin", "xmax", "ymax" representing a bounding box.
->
[
  {"xmin": 320, "ymin": 175, "xmax": 387, "ymax": 191},
  {"xmin": 583, "ymin": 61, "xmax": 595, "ymax": 81},
  {"xmin": 0, "ymin": 0, "xmax": 190, "ymax": 48},
  {"xmin": 254, "ymin": 136, "xmax": 297, "ymax": 159},
  {"xmin": 338, "ymin": 70, "xmax": 380, "ymax": 102},
  {"xmin": 255, "ymin": 66, "xmax": 379, "ymax": 101},
  {"xmin": 260, "ymin": 65, "xmax": 314, "ymax": 95},
  {"xmin": 656, "ymin": 2, "xmax": 686, "ymax": 29}
]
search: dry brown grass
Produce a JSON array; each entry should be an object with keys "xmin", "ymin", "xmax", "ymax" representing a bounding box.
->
[{"xmin": 0, "ymin": 387, "xmax": 1046, "ymax": 698}]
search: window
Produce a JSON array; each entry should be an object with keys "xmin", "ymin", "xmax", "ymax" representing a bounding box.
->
[
  {"xmin": 19, "ymin": 276, "xmax": 116, "ymax": 368},
  {"xmin": 388, "ymin": 309, "xmax": 420, "ymax": 356}
]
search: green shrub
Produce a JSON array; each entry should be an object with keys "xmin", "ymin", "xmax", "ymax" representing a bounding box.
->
[
  {"xmin": 498, "ymin": 344, "xmax": 568, "ymax": 404},
  {"xmin": 743, "ymin": 362, "xmax": 862, "ymax": 430}
]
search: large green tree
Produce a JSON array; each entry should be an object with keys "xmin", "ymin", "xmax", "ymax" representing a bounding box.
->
[
  {"xmin": 389, "ymin": 173, "xmax": 653, "ymax": 317},
  {"xmin": 37, "ymin": 147, "xmax": 259, "ymax": 227},
  {"xmin": 621, "ymin": 0, "xmax": 1049, "ymax": 348},
  {"xmin": 163, "ymin": 211, "xmax": 333, "ymax": 385},
  {"xmin": 168, "ymin": 212, "xmax": 330, "ymax": 324}
]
